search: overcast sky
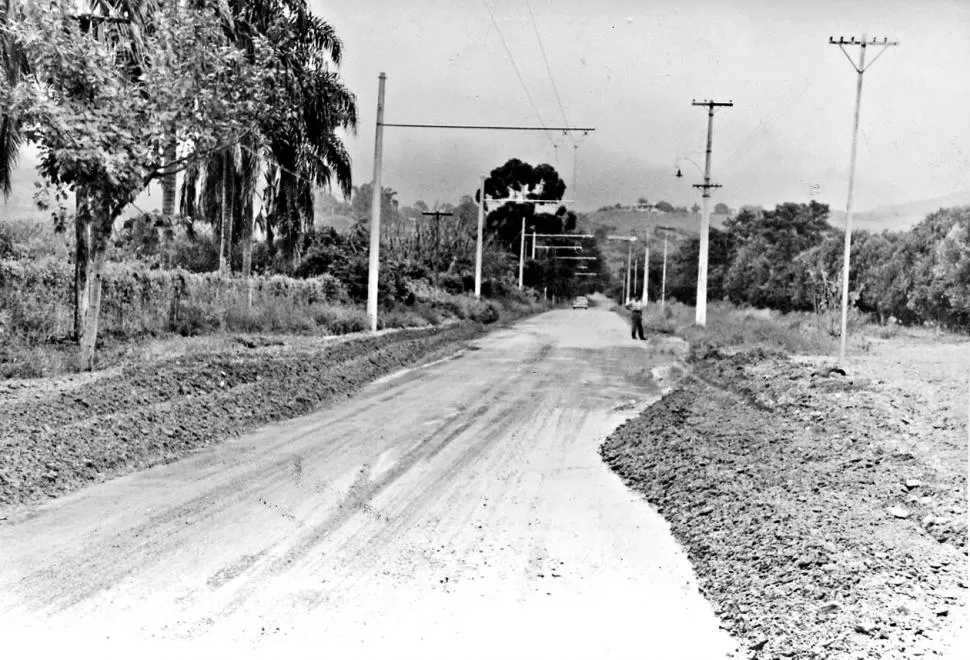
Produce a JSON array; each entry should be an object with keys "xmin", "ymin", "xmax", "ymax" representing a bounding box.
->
[
  {"xmin": 3, "ymin": 0, "xmax": 968, "ymax": 217},
  {"xmin": 314, "ymin": 0, "xmax": 970, "ymax": 212}
]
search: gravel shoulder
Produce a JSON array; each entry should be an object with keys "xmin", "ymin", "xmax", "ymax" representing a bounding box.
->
[
  {"xmin": 601, "ymin": 335, "xmax": 969, "ymax": 659},
  {"xmin": 0, "ymin": 322, "xmax": 487, "ymax": 511}
]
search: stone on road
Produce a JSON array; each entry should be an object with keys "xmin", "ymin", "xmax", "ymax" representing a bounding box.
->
[{"xmin": 0, "ymin": 302, "xmax": 736, "ymax": 659}]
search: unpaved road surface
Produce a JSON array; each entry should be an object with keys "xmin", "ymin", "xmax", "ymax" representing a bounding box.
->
[{"xmin": 1, "ymin": 303, "xmax": 737, "ymax": 658}]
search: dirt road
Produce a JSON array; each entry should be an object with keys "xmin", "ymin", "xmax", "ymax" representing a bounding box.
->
[{"xmin": 0, "ymin": 301, "xmax": 737, "ymax": 658}]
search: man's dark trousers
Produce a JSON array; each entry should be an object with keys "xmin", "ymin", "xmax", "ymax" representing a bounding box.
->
[{"xmin": 631, "ymin": 311, "xmax": 645, "ymax": 340}]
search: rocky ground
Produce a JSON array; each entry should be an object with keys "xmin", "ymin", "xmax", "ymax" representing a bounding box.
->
[
  {"xmin": 601, "ymin": 339, "xmax": 968, "ymax": 659},
  {"xmin": 0, "ymin": 323, "xmax": 486, "ymax": 510}
]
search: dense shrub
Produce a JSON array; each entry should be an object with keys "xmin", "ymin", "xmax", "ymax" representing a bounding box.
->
[{"xmin": 0, "ymin": 259, "xmax": 352, "ymax": 342}]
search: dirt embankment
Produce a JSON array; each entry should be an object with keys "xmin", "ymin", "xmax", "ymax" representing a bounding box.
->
[
  {"xmin": 601, "ymin": 346, "xmax": 968, "ymax": 659},
  {"xmin": 0, "ymin": 323, "xmax": 486, "ymax": 509}
]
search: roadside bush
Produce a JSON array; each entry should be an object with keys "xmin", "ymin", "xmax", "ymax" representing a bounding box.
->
[
  {"xmin": 312, "ymin": 305, "xmax": 369, "ymax": 335},
  {"xmin": 0, "ymin": 259, "xmax": 353, "ymax": 343}
]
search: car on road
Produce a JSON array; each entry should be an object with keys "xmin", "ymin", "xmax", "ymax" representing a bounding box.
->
[{"xmin": 572, "ymin": 296, "xmax": 589, "ymax": 310}]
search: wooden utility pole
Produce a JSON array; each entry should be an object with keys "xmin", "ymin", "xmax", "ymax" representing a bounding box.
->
[
  {"xmin": 422, "ymin": 209, "xmax": 454, "ymax": 292},
  {"xmin": 367, "ymin": 73, "xmax": 387, "ymax": 332},
  {"xmin": 691, "ymin": 99, "xmax": 733, "ymax": 326},
  {"xmin": 475, "ymin": 176, "xmax": 485, "ymax": 298},
  {"xmin": 829, "ymin": 35, "xmax": 898, "ymax": 365},
  {"xmin": 519, "ymin": 217, "xmax": 527, "ymax": 290}
]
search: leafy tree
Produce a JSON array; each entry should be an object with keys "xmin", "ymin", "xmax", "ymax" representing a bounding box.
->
[
  {"xmin": 179, "ymin": 0, "xmax": 357, "ymax": 275},
  {"xmin": 935, "ymin": 215, "xmax": 970, "ymax": 324},
  {"xmin": 654, "ymin": 200, "xmax": 675, "ymax": 213},
  {"xmin": 714, "ymin": 202, "xmax": 731, "ymax": 214},
  {"xmin": 2, "ymin": 0, "xmax": 270, "ymax": 368},
  {"xmin": 480, "ymin": 158, "xmax": 567, "ymax": 250},
  {"xmin": 664, "ymin": 228, "xmax": 733, "ymax": 304},
  {"xmin": 722, "ymin": 201, "xmax": 831, "ymax": 311},
  {"xmin": 691, "ymin": 203, "xmax": 700, "ymax": 214}
]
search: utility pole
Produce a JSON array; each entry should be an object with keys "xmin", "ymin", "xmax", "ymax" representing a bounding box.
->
[
  {"xmin": 475, "ymin": 176, "xmax": 485, "ymax": 299},
  {"xmin": 367, "ymin": 73, "xmax": 387, "ymax": 332},
  {"xmin": 625, "ymin": 241, "xmax": 632, "ymax": 303},
  {"xmin": 643, "ymin": 245, "xmax": 649, "ymax": 303},
  {"xmin": 661, "ymin": 234, "xmax": 668, "ymax": 309},
  {"xmin": 658, "ymin": 225, "xmax": 676, "ymax": 310},
  {"xmin": 691, "ymin": 99, "xmax": 733, "ymax": 327},
  {"xmin": 518, "ymin": 217, "xmax": 528, "ymax": 290},
  {"xmin": 531, "ymin": 230, "xmax": 536, "ymax": 260},
  {"xmin": 632, "ymin": 255, "xmax": 638, "ymax": 296},
  {"xmin": 829, "ymin": 35, "xmax": 898, "ymax": 365},
  {"xmin": 422, "ymin": 209, "xmax": 454, "ymax": 292},
  {"xmin": 572, "ymin": 144, "xmax": 579, "ymax": 204}
]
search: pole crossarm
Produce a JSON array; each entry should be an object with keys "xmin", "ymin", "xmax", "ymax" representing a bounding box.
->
[
  {"xmin": 421, "ymin": 211, "xmax": 455, "ymax": 218},
  {"xmin": 829, "ymin": 36, "xmax": 899, "ymax": 73},
  {"xmin": 486, "ymin": 198, "xmax": 573, "ymax": 204},
  {"xmin": 691, "ymin": 100, "xmax": 734, "ymax": 108},
  {"xmin": 380, "ymin": 123, "xmax": 595, "ymax": 132}
]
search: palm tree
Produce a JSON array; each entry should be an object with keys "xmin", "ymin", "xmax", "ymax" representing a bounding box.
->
[
  {"xmin": 180, "ymin": 0, "xmax": 357, "ymax": 276},
  {"xmin": 1, "ymin": 0, "xmax": 30, "ymax": 198}
]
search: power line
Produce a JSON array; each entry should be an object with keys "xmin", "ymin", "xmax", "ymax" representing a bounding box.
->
[
  {"xmin": 525, "ymin": 0, "xmax": 576, "ymax": 148},
  {"xmin": 483, "ymin": 1, "xmax": 555, "ymax": 147},
  {"xmin": 380, "ymin": 123, "xmax": 594, "ymax": 132}
]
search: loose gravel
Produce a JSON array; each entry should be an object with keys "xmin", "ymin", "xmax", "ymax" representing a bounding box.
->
[
  {"xmin": 0, "ymin": 323, "xmax": 485, "ymax": 508},
  {"xmin": 601, "ymin": 347, "xmax": 968, "ymax": 659}
]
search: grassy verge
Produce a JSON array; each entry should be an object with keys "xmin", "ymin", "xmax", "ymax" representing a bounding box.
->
[{"xmin": 1, "ymin": 293, "xmax": 545, "ymax": 380}]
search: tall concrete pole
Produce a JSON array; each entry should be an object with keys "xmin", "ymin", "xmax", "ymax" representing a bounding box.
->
[
  {"xmin": 696, "ymin": 107, "xmax": 714, "ymax": 326},
  {"xmin": 642, "ymin": 245, "xmax": 649, "ymax": 303},
  {"xmin": 367, "ymin": 73, "xmax": 387, "ymax": 332},
  {"xmin": 838, "ymin": 39, "xmax": 866, "ymax": 365},
  {"xmin": 632, "ymin": 255, "xmax": 638, "ymax": 296},
  {"xmin": 531, "ymin": 230, "xmax": 536, "ymax": 260},
  {"xmin": 828, "ymin": 34, "xmax": 897, "ymax": 365},
  {"xmin": 625, "ymin": 241, "xmax": 632, "ymax": 302},
  {"xmin": 475, "ymin": 176, "xmax": 484, "ymax": 299},
  {"xmin": 691, "ymin": 100, "xmax": 732, "ymax": 327},
  {"xmin": 518, "ymin": 216, "xmax": 526, "ymax": 290},
  {"xmin": 661, "ymin": 234, "xmax": 668, "ymax": 310}
]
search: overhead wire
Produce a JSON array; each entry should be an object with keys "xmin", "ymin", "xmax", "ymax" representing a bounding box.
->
[
  {"xmin": 523, "ymin": 0, "xmax": 582, "ymax": 200},
  {"xmin": 524, "ymin": 0, "xmax": 575, "ymax": 147},
  {"xmin": 482, "ymin": 1, "xmax": 556, "ymax": 148}
]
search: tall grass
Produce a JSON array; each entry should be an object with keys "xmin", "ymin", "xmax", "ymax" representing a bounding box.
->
[{"xmin": 625, "ymin": 300, "xmax": 840, "ymax": 356}]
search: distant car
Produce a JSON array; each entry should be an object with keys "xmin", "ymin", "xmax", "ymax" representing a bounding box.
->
[{"xmin": 572, "ymin": 296, "xmax": 589, "ymax": 310}]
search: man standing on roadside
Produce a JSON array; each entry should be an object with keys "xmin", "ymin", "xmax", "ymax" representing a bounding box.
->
[{"xmin": 625, "ymin": 297, "xmax": 645, "ymax": 340}]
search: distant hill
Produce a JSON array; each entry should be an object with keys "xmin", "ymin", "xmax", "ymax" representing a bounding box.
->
[
  {"xmin": 828, "ymin": 191, "xmax": 970, "ymax": 232},
  {"xmin": 578, "ymin": 208, "xmax": 731, "ymax": 240}
]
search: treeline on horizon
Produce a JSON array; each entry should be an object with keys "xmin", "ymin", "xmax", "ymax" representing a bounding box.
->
[{"xmin": 645, "ymin": 201, "xmax": 970, "ymax": 331}]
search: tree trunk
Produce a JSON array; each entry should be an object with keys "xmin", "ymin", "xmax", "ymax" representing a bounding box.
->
[
  {"xmin": 73, "ymin": 192, "xmax": 90, "ymax": 342},
  {"xmin": 161, "ymin": 140, "xmax": 177, "ymax": 217},
  {"xmin": 241, "ymin": 194, "xmax": 254, "ymax": 279},
  {"xmin": 218, "ymin": 162, "xmax": 228, "ymax": 275},
  {"xmin": 78, "ymin": 239, "xmax": 106, "ymax": 371},
  {"xmin": 226, "ymin": 161, "xmax": 235, "ymax": 275}
]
